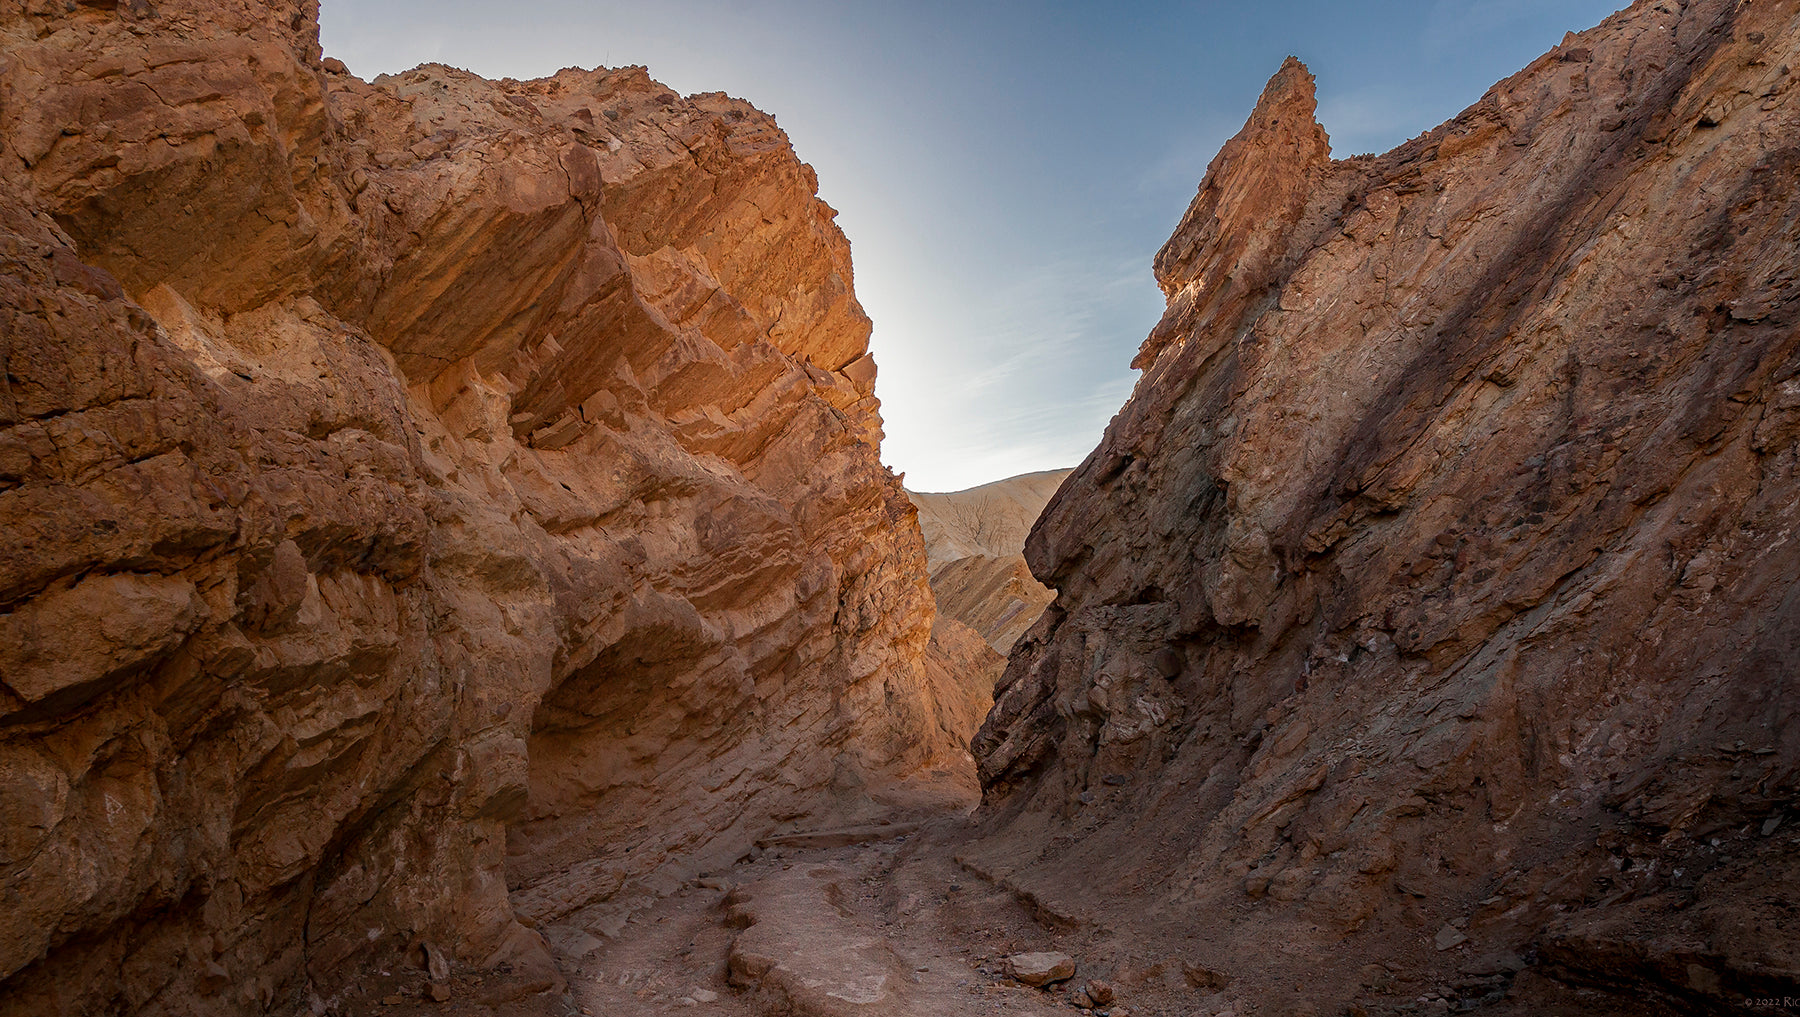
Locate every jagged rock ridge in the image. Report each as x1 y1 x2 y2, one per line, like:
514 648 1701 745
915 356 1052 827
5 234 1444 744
0 1 978 1013
972 2 1800 1014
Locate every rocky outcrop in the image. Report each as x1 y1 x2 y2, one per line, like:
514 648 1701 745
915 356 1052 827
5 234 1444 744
972 2 1800 1014
0 2 973 1013
909 469 1069 653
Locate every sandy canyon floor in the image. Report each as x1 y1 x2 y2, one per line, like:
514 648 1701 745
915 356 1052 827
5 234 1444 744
352 788 1689 1017
356 809 1217 1017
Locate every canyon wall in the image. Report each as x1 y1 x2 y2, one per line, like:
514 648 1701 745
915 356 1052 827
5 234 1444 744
0 1 972 1013
972 1 1800 1014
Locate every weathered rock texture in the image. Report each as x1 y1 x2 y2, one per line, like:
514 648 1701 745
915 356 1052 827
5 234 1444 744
0 2 974 1013
973 2 1800 1014
908 469 1069 653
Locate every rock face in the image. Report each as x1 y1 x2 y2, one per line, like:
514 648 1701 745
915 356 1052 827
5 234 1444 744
0 2 974 1013
909 469 1069 653
973 3 1800 1014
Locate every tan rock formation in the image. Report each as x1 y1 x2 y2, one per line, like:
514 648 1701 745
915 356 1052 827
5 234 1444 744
972 2 1800 1014
0 2 973 1013
925 554 1053 658
908 469 1069 653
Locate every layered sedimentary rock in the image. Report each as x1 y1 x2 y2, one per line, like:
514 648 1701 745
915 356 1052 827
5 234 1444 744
0 2 972 1013
909 469 1069 653
925 554 1053 656
973 2 1800 1014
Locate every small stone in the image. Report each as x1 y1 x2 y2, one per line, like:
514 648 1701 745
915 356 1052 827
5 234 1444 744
1005 951 1077 986
1763 814 1784 836
691 988 719 1003
1434 924 1469 951
426 981 451 1003
1087 978 1116 1005
1068 986 1094 1007
423 942 450 982
381 996 403 1007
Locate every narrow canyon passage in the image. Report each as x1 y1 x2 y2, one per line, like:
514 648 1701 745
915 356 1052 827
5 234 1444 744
2 1 1797 1016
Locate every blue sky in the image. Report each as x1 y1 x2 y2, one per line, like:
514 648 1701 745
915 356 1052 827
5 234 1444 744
321 0 1626 492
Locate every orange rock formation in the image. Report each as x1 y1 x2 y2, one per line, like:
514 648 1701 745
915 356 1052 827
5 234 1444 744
0 2 978 1012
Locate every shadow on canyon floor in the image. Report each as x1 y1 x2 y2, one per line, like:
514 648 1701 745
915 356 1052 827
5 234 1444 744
352 778 1696 1017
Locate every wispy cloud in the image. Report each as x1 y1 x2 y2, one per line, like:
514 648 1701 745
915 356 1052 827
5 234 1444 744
1316 85 1442 157
1422 0 1604 55
878 248 1154 491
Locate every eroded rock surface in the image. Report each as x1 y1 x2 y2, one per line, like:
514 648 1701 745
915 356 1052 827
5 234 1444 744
974 2 1800 1014
0 2 975 1013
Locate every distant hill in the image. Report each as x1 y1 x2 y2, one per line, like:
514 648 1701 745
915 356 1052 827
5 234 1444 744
907 469 1070 653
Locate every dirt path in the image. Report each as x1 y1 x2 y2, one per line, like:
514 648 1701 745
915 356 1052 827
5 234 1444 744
346 806 1683 1017
536 815 1221 1017
353 778 1234 1017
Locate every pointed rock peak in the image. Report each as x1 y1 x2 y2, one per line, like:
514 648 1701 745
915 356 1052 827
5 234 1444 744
1147 56 1334 317
1247 56 1324 141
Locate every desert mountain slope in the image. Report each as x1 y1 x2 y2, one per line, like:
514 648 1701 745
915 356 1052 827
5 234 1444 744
908 469 1070 653
0 2 977 1013
972 2 1800 1014
910 469 1072 568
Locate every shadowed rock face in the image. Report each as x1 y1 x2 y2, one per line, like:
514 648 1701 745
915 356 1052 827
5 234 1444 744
0 1 974 1013
973 2 1800 1014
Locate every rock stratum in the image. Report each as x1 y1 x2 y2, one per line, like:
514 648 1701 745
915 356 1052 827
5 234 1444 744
909 469 1069 654
974 2 1800 1014
0 1 982 1013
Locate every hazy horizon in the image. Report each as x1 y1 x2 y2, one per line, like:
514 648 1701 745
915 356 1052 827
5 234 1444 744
321 0 1626 493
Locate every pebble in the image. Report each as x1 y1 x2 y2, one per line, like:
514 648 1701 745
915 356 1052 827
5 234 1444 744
1005 951 1077 986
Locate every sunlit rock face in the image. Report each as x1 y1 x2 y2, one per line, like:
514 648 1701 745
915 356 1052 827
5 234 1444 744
0 1 974 1012
971 2 1800 1013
